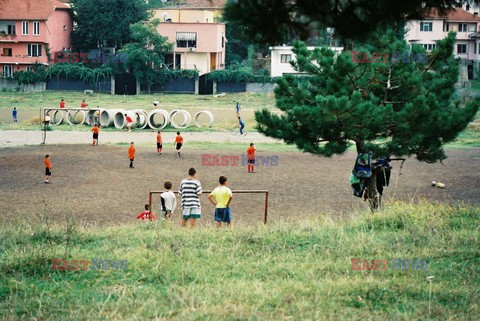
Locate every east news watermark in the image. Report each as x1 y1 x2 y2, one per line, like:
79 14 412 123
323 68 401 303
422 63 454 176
52 52 128 64
351 51 428 64
201 154 279 167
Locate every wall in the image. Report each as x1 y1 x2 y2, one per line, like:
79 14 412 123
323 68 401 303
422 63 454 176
0 78 46 91
140 78 196 94
46 10 73 52
46 76 111 92
153 9 214 23
213 82 276 94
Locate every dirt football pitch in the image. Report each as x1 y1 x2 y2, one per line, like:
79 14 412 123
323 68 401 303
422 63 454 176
0 145 479 227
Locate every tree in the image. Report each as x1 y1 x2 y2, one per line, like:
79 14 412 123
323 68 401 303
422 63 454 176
119 19 173 92
254 29 479 208
71 0 149 50
224 0 473 43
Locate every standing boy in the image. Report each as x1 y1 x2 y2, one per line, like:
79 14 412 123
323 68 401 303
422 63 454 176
247 143 256 173
161 181 177 219
156 131 163 155
12 107 17 123
235 102 241 116
179 168 202 228
59 99 65 108
91 124 100 146
128 142 135 168
124 113 134 132
174 132 183 158
238 116 245 135
208 176 233 228
44 155 52 184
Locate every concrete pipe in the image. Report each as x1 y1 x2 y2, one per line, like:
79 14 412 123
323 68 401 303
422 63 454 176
65 110 87 125
114 110 137 129
133 109 149 129
169 110 191 129
86 109 103 126
194 110 214 128
147 109 169 130
99 109 123 128
46 110 65 125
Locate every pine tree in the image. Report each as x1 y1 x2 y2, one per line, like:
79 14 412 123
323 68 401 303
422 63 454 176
255 29 479 208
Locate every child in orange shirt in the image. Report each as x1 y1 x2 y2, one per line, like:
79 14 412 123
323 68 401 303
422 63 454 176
174 132 183 158
91 124 99 146
136 204 157 221
59 99 65 108
247 143 256 173
44 155 52 184
128 142 136 168
156 131 163 155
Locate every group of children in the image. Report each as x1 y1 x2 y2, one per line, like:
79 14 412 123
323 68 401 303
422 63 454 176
136 167 234 228
58 99 88 109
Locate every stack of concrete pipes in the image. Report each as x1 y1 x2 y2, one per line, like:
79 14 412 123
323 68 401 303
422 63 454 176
45 108 214 129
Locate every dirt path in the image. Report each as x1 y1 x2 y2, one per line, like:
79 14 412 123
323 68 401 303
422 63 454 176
0 130 281 147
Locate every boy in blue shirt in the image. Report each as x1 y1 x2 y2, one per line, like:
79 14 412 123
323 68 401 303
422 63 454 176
12 108 17 123
238 116 245 135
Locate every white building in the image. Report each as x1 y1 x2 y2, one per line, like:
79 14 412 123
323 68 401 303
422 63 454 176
405 8 480 61
269 46 343 77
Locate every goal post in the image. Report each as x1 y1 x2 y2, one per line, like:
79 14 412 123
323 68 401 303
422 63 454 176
148 190 269 224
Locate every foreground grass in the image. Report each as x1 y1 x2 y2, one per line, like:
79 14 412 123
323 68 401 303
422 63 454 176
0 201 479 320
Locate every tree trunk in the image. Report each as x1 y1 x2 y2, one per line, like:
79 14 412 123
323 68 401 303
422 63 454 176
367 167 382 211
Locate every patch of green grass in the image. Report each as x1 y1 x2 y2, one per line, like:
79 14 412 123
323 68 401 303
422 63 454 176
0 201 479 320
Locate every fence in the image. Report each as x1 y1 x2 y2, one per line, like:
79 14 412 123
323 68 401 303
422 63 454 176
148 190 270 224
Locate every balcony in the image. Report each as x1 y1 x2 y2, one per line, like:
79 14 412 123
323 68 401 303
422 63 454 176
0 32 16 42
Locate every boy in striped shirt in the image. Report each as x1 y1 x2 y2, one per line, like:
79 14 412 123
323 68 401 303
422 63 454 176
179 167 202 228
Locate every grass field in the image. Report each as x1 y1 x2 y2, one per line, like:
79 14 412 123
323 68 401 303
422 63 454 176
1 201 479 320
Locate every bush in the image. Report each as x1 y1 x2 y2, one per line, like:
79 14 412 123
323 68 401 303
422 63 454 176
208 70 276 83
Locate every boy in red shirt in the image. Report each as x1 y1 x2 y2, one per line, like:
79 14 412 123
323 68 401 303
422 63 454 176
156 131 163 155
59 99 65 108
91 124 99 146
174 132 183 158
128 142 136 168
247 143 256 173
80 100 87 108
124 113 134 132
44 155 52 183
136 204 157 221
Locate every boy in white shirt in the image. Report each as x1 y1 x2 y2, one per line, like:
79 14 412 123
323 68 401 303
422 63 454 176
160 181 177 219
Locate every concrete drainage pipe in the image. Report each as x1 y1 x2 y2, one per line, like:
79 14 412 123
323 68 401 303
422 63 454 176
46 110 65 125
133 109 149 129
194 110 214 128
99 109 122 127
86 109 103 126
147 109 169 130
114 110 137 129
65 110 87 125
169 110 191 129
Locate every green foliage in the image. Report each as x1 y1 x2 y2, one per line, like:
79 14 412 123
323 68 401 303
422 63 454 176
45 63 114 83
14 64 46 84
118 20 173 87
208 70 275 83
255 30 480 163
224 0 461 43
0 201 479 320
71 0 149 51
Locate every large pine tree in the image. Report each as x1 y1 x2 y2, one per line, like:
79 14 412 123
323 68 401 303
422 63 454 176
255 29 479 207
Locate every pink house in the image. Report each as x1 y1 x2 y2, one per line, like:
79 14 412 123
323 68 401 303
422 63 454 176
157 22 226 75
0 0 73 77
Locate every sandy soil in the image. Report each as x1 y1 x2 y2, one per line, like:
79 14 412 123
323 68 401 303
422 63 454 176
0 143 478 227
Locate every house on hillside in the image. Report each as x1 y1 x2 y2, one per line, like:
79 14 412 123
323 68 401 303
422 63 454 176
269 45 344 77
405 8 480 79
154 0 225 22
0 0 73 78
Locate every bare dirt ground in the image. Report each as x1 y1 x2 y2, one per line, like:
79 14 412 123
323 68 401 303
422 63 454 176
0 143 479 227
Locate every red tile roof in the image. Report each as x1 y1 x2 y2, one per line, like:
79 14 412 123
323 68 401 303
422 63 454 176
422 8 480 22
0 0 71 20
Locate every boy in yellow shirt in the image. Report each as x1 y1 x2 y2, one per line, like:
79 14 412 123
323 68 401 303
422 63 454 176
208 176 233 228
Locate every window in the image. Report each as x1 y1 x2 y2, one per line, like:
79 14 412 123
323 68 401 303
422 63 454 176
7 24 15 35
2 48 13 56
176 32 197 48
26 66 34 72
457 44 467 54
280 54 292 63
443 22 449 32
33 21 40 35
475 43 477 54
22 21 28 35
459 23 467 32
27 44 42 57
467 4 471 11
222 36 224 48
2 65 13 78
420 22 433 32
